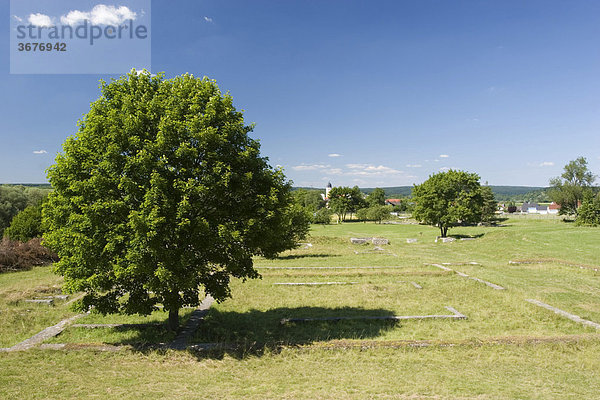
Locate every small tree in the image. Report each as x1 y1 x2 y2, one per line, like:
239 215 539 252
575 193 600 226
292 189 325 212
43 71 308 330
480 185 497 222
0 186 29 236
313 207 333 224
355 207 369 222
549 157 596 216
367 205 392 224
506 201 517 213
366 188 386 207
412 170 484 237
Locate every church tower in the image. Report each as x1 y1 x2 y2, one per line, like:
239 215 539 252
325 181 332 199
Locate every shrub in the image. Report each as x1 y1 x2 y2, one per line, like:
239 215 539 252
0 237 58 273
0 185 50 236
356 207 369 222
367 205 392 224
313 208 333 224
575 194 600 226
4 204 43 242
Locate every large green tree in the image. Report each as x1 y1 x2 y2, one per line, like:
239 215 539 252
549 157 596 216
412 170 484 237
328 186 353 223
43 71 308 330
328 186 366 222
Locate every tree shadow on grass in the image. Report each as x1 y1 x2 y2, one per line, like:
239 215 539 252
81 307 398 359
275 254 341 260
183 306 399 359
117 306 399 359
448 233 485 239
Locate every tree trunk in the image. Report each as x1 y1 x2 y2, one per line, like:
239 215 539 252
439 225 448 238
168 307 179 331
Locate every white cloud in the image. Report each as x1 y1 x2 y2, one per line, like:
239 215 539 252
33 150 48 154
292 164 330 171
439 167 450 172
204 16 213 23
328 153 342 158
131 67 155 77
345 164 403 176
28 13 53 27
324 168 343 175
439 154 449 158
13 15 23 22
539 161 554 167
406 164 422 168
61 5 137 26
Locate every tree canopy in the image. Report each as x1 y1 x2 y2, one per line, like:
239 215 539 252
412 170 485 237
0 185 49 236
366 187 386 206
576 193 600 226
549 157 596 216
292 189 326 212
4 203 44 242
42 71 308 330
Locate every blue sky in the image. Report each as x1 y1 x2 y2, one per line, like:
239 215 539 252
1 0 599 187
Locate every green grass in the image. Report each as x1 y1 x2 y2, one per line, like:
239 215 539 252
0 266 197 347
0 266 77 348
2 343 600 399
1 216 600 398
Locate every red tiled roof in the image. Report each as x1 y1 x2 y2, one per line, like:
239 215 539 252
549 202 560 210
386 199 402 204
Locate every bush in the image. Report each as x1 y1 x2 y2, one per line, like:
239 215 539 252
356 207 369 222
0 185 50 236
367 205 392 224
575 194 600 226
4 204 43 242
506 202 517 213
0 237 58 273
313 208 333 224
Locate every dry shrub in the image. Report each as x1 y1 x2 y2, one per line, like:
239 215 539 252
0 237 58 273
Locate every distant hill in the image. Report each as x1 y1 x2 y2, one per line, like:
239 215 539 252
294 185 550 202
0 183 52 189
3 183 550 202
362 186 548 201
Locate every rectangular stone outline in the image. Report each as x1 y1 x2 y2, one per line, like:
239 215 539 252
280 306 467 324
258 266 409 270
0 313 86 352
525 299 600 330
428 264 505 290
273 282 358 286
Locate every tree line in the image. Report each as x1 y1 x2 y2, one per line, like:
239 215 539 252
0 185 50 240
292 186 414 225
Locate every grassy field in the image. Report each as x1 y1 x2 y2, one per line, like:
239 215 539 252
1 216 600 398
